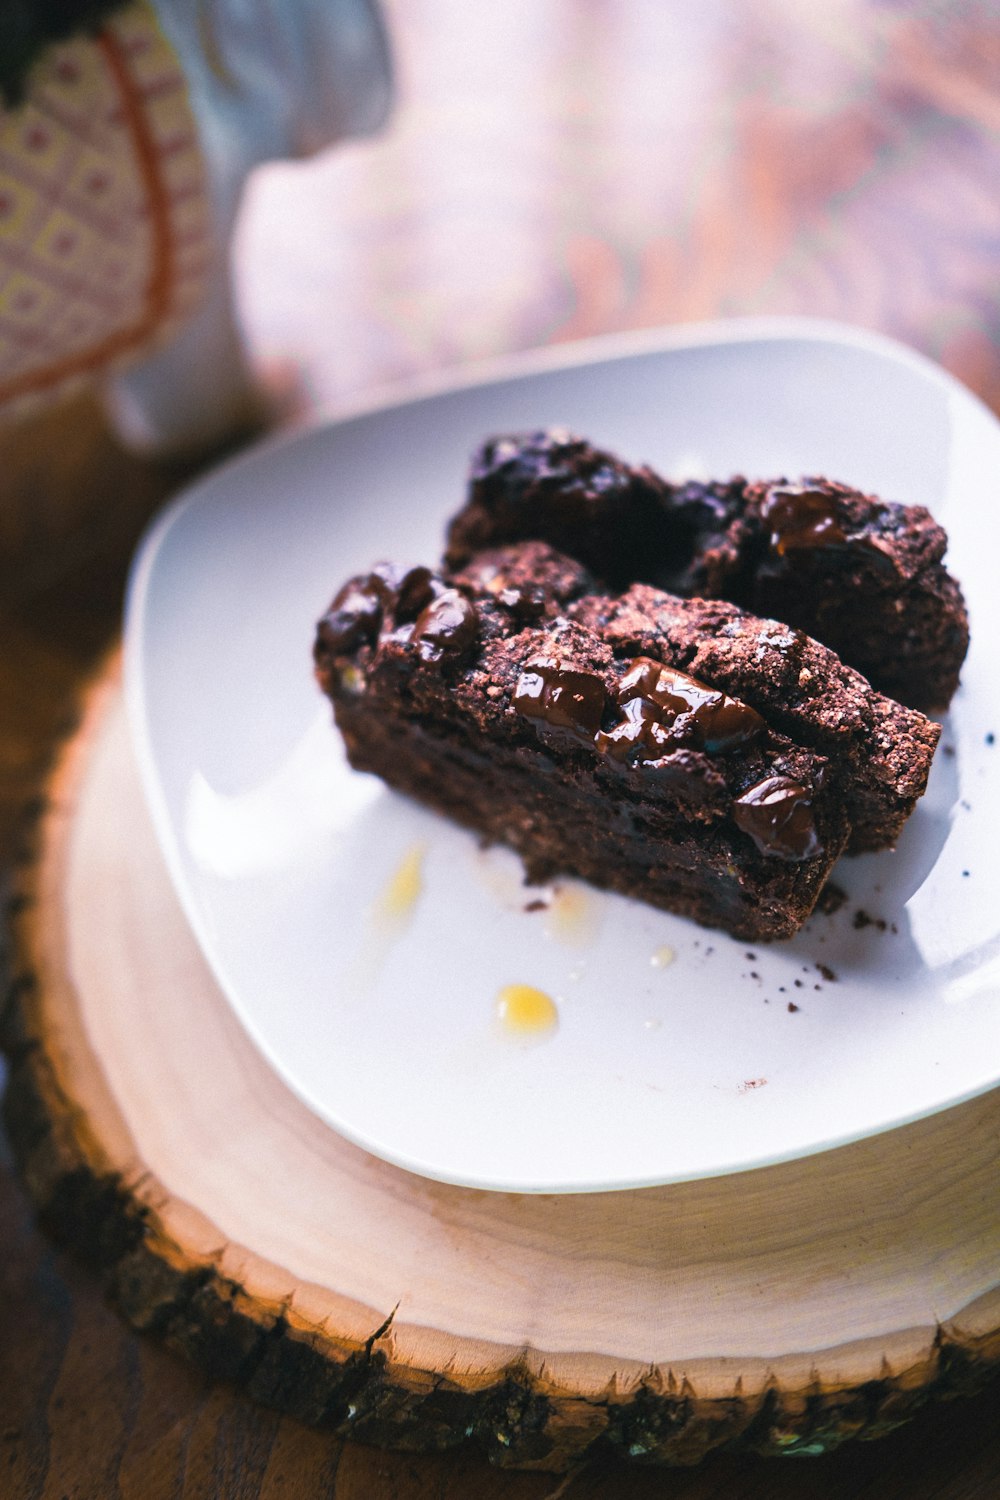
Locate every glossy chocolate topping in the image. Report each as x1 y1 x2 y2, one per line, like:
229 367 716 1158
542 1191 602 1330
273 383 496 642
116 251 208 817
412 588 479 660
612 656 765 755
761 484 847 555
513 663 608 745
317 564 480 668
316 570 394 654
732 775 821 861
394 564 440 621
595 699 677 764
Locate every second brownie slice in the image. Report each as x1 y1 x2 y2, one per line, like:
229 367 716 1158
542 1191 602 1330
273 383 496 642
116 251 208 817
445 430 969 712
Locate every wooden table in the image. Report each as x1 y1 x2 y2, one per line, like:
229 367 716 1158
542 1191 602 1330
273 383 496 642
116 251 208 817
3 2 1000 1493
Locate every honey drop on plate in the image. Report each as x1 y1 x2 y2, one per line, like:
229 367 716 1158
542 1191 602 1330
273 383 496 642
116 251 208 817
376 843 425 924
495 984 559 1038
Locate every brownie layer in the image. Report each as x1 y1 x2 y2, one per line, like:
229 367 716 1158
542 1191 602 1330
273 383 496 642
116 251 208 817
444 430 969 712
315 543 939 941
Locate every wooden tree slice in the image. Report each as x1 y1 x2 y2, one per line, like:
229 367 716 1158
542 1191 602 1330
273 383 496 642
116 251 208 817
4 655 1000 1472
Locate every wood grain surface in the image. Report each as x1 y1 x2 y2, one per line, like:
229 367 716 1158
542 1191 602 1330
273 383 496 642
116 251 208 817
4 1 1000 1494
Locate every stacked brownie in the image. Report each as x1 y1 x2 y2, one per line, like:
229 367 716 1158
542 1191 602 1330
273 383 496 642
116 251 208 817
314 432 965 941
446 430 969 712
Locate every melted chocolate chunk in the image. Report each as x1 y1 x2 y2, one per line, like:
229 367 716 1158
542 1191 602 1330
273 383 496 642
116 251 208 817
596 700 676 764
412 589 479 661
761 484 847 555
317 571 394 654
513 664 607 746
395 565 440 621
613 657 764 754
732 776 821 861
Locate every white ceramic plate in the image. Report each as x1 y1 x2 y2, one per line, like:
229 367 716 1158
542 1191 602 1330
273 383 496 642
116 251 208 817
125 317 1000 1193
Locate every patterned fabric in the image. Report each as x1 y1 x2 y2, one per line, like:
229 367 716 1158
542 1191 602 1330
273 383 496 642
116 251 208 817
0 1 212 418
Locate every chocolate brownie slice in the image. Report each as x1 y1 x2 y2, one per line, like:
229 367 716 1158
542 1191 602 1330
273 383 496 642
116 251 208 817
444 430 969 712
315 542 939 941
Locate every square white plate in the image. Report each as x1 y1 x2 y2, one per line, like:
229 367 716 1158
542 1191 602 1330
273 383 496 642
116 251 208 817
125 317 1000 1192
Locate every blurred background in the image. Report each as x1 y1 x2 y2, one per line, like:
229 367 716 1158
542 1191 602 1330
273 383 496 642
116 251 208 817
237 0 1000 412
3 2 1000 1497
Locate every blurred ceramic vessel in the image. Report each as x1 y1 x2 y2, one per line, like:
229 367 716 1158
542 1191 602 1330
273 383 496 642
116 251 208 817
0 0 392 456
108 0 392 455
